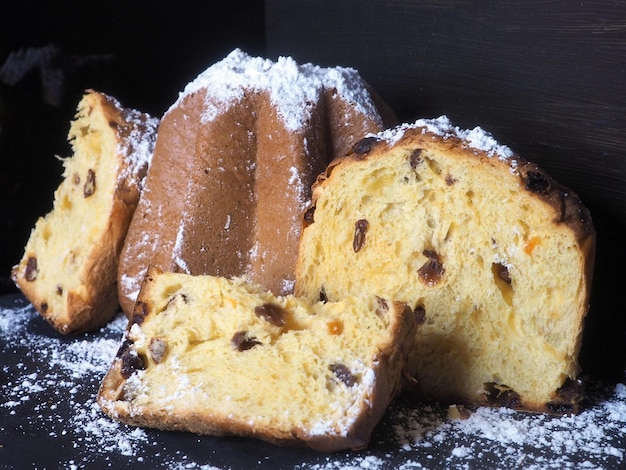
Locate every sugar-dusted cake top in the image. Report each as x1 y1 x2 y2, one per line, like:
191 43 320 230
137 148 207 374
103 93 159 180
168 48 381 131
374 115 515 163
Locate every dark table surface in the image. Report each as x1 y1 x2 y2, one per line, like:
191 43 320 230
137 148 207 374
2 293 626 469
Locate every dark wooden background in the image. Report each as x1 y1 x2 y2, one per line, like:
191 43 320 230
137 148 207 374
265 0 626 383
1 1 625 382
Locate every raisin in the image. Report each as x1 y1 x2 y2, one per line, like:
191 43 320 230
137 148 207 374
24 256 38 282
417 250 445 286
546 402 575 414
409 149 423 169
40 302 48 313
556 378 583 402
83 169 96 197
525 170 550 195
376 297 389 314
493 263 511 285
445 174 456 186
56 285 63 296
255 303 287 327
353 219 369 253
546 378 583 414
483 382 521 408
330 363 357 387
351 136 379 155
303 205 316 225
149 338 167 364
231 331 262 351
319 288 328 303
413 305 426 324
166 293 189 309
131 301 149 326
118 340 146 379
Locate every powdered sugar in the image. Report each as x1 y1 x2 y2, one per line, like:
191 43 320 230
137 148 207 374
374 115 516 164
101 93 159 184
2 295 625 469
170 49 381 132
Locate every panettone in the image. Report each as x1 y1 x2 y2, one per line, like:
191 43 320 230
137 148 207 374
11 90 158 333
117 49 395 316
295 116 595 413
97 267 416 452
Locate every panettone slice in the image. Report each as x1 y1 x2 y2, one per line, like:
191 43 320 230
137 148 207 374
97 267 417 452
11 90 158 334
295 116 595 413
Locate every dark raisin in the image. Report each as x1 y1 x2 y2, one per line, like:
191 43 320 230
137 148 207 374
131 301 149 326
108 119 119 130
376 297 389 313
56 285 63 296
149 338 167 363
546 402 576 414
353 219 369 253
83 169 96 198
231 331 262 351
493 263 511 285
351 136 379 155
555 378 584 402
303 205 316 225
525 170 550 195
417 250 445 286
24 256 38 282
545 378 583 414
445 174 456 186
409 149 423 169
483 382 521 408
40 302 48 313
254 303 287 327
330 363 357 387
413 305 426 324
166 293 189 309
118 340 146 379
319 288 328 303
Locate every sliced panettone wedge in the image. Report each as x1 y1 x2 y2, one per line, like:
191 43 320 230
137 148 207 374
295 116 595 413
97 267 417 452
11 90 159 334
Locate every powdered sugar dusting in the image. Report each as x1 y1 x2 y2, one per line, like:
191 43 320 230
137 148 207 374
105 94 159 184
169 49 381 132
2 295 625 469
374 115 516 164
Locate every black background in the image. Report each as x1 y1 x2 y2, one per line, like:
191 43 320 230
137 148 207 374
1 0 625 397
0 1 265 292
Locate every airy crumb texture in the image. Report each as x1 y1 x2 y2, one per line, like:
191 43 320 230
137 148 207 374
98 268 416 452
11 90 158 334
296 117 595 413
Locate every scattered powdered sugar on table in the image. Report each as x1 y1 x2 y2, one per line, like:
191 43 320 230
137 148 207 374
2 296 625 469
